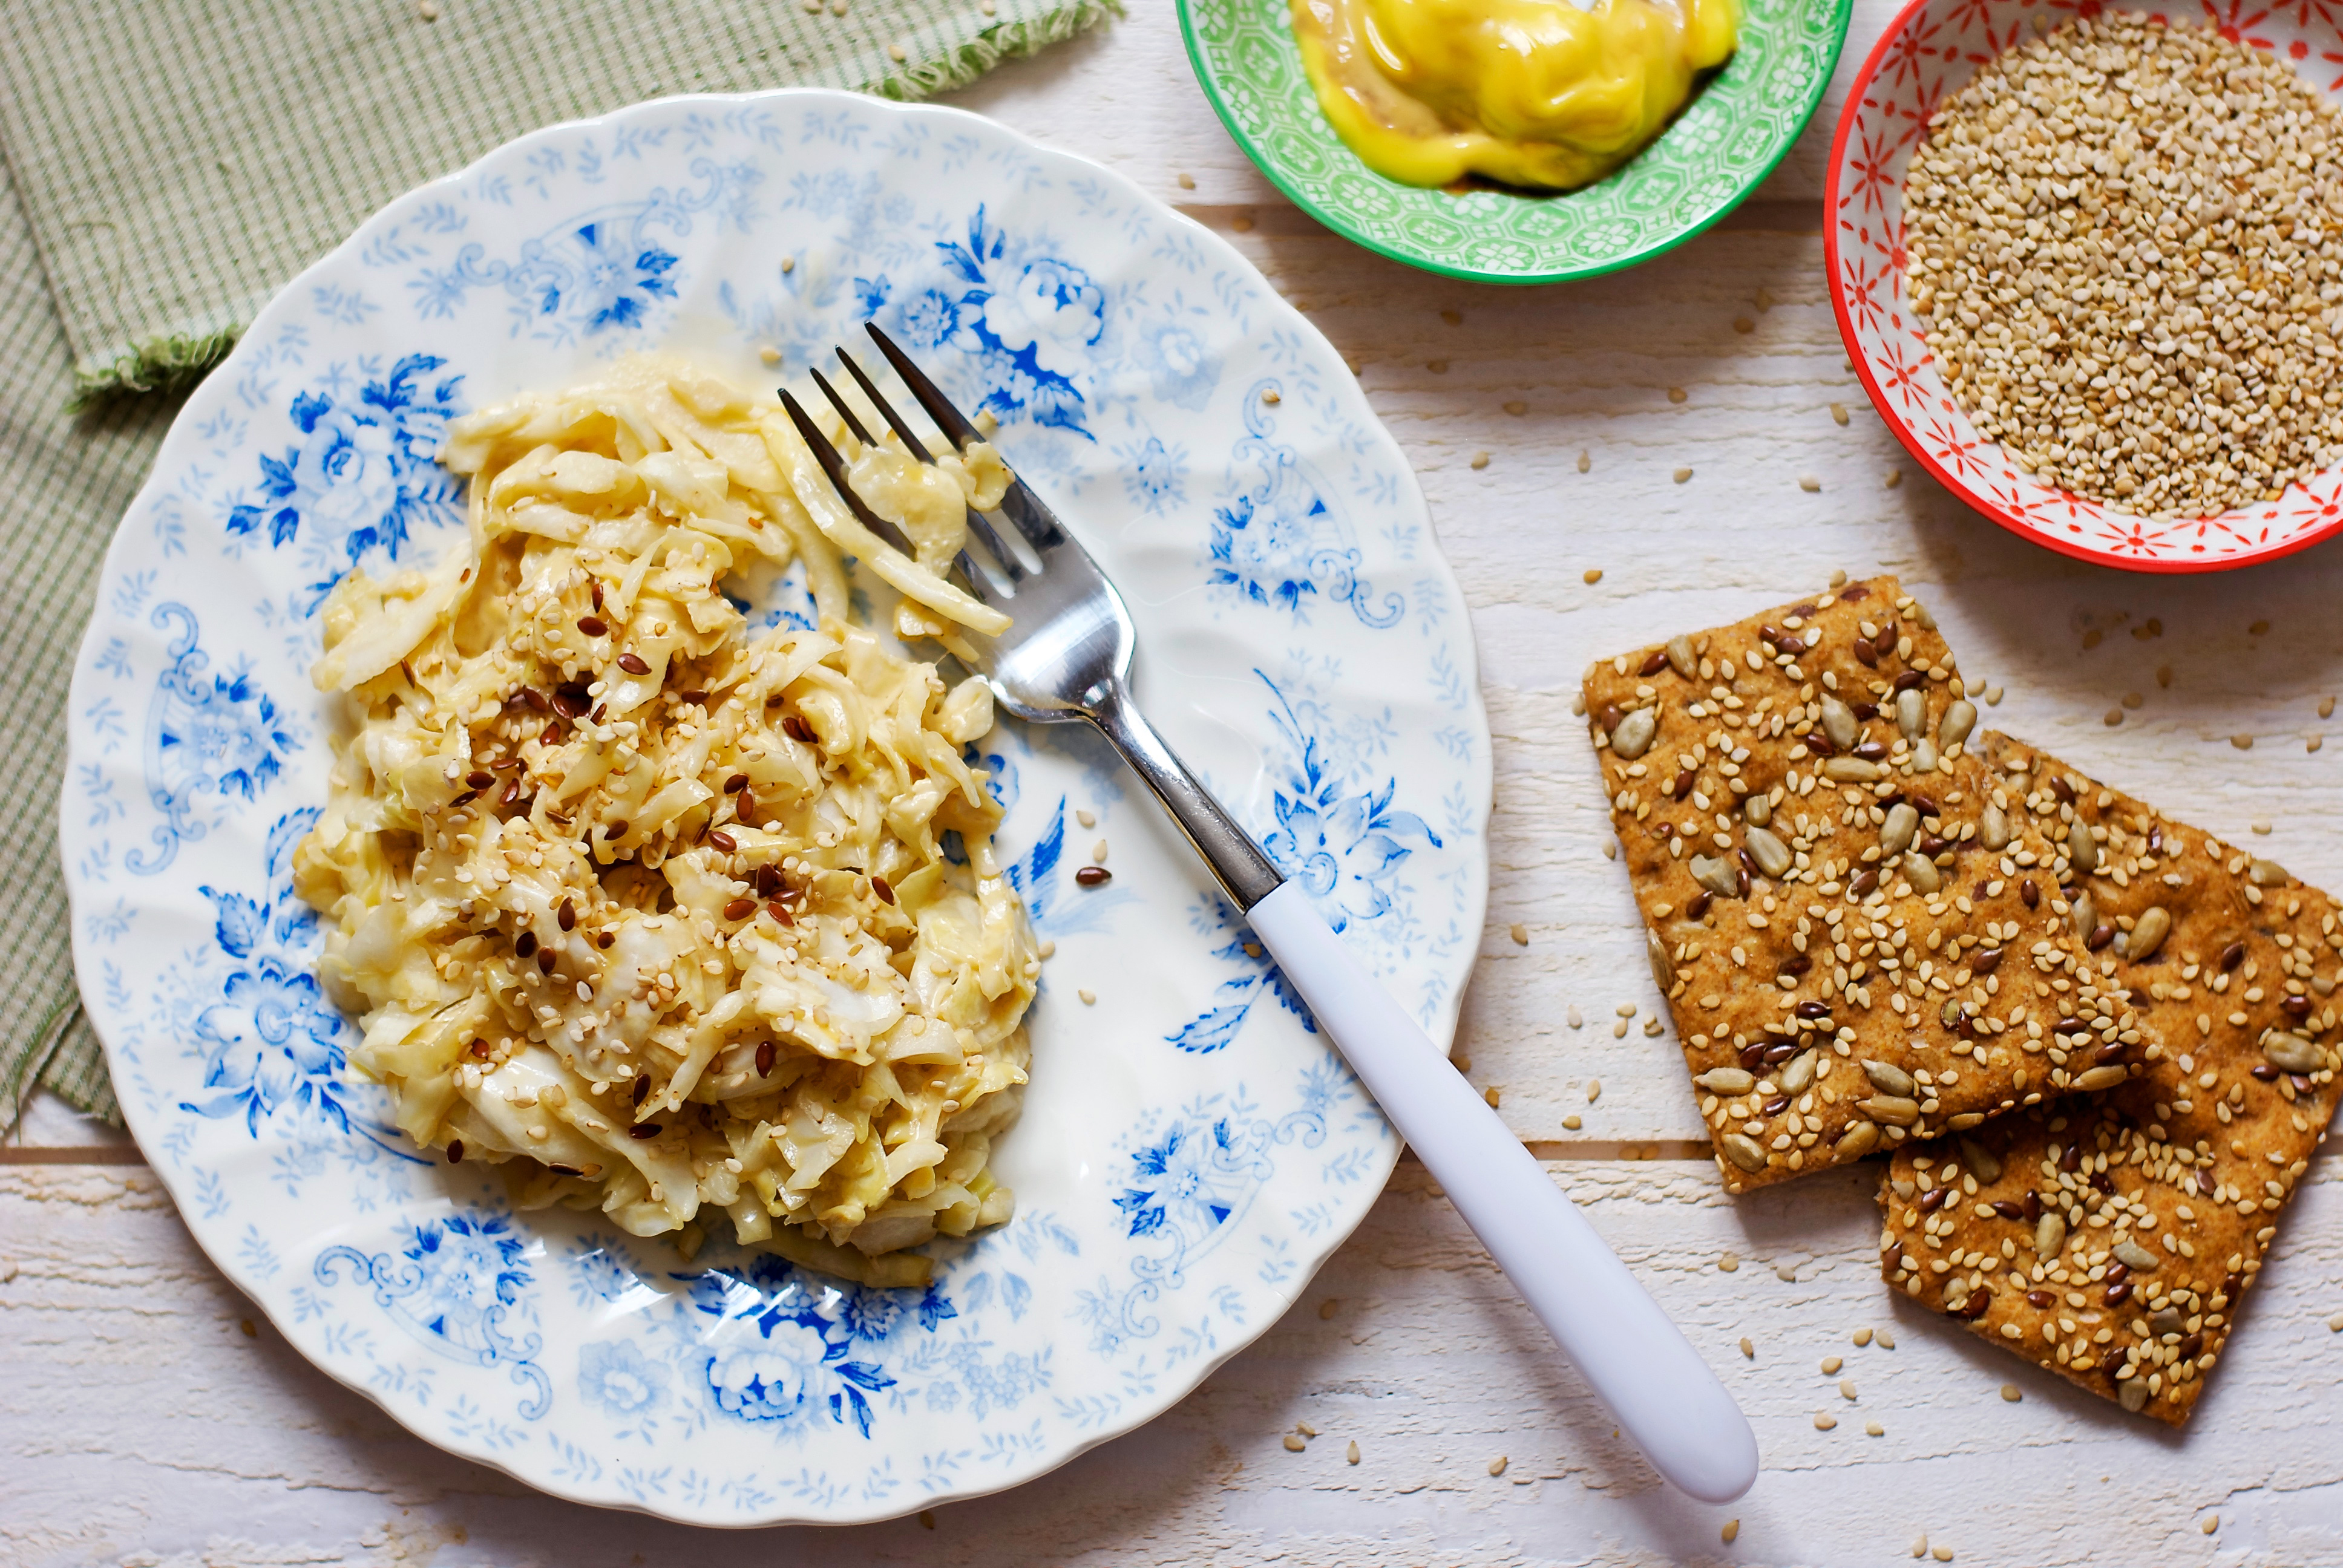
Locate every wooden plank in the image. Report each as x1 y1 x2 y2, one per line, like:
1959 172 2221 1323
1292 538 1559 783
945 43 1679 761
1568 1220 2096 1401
4 1160 2338 1564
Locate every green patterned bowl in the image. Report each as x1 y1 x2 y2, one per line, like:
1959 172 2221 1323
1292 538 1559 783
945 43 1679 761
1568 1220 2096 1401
1178 0 1852 283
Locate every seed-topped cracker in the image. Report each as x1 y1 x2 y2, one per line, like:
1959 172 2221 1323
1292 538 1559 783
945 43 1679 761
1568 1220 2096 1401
1583 578 2152 1193
1877 734 2342 1423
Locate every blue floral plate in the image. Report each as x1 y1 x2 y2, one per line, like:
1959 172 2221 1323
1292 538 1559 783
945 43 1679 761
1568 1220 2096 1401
58 89 1489 1525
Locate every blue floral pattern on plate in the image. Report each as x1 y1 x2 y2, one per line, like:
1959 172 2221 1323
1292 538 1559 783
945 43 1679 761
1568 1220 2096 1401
59 90 1489 1527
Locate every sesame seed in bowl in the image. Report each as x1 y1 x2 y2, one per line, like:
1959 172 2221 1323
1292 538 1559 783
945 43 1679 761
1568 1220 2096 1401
1825 0 2343 572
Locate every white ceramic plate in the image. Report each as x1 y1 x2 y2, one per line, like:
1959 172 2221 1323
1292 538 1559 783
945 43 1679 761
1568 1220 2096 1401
59 90 1489 1524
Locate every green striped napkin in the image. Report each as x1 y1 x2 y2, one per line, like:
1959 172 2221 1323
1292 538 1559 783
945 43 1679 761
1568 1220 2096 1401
0 0 1114 1132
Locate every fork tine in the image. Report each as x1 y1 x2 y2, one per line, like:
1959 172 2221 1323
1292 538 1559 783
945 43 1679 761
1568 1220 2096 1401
807 367 876 448
863 322 983 448
837 345 1027 581
777 388 917 558
835 349 932 463
863 322 1067 551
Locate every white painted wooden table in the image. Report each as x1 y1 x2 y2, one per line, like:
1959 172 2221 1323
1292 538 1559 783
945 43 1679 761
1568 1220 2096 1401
8 5 2343 1563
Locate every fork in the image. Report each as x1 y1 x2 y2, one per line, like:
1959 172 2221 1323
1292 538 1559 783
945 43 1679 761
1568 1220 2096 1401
780 324 1760 1504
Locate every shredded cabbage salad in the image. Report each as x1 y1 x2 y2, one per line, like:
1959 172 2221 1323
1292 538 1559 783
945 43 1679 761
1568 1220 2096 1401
293 358 1038 1287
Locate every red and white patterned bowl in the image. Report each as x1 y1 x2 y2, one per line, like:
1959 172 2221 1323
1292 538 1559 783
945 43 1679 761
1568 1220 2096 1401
1824 0 2343 572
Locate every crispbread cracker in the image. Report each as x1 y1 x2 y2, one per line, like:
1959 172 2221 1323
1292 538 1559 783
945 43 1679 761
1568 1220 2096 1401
1584 578 2153 1193
1877 735 2342 1423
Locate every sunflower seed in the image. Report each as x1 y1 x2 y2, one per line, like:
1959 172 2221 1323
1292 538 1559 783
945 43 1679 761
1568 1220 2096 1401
2070 889 2098 945
1861 1094 1921 1126
1979 803 2011 852
2119 1377 2150 1414
1835 1120 1882 1159
1938 699 1978 750
2249 859 2288 887
2127 900 2174 961
1691 855 1740 900
1722 1134 1768 1172
1902 851 1941 893
1879 803 1920 858
2150 1306 2186 1337
2034 1211 2068 1256
1648 929 1676 992
1823 757 1883 783
1745 826 1792 878
1820 693 1859 751
2073 1064 2129 1092
2263 1033 2322 1073
1911 739 1939 774
1695 1067 1755 1094
1744 792 1772 826
1610 707 1657 759
1777 1050 1818 1094
1665 635 1696 678
1956 1137 2001 1184
1863 1059 1916 1097
2068 817 2099 875
1895 687 1926 740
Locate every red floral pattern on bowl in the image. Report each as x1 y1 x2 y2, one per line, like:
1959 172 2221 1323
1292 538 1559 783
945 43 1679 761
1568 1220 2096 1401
1824 0 2343 572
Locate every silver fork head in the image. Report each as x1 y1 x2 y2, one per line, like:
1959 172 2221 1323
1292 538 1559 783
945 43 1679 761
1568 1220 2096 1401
788 327 1138 725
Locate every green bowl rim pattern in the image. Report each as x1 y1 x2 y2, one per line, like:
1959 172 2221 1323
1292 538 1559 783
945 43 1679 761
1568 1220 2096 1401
1177 0 1855 284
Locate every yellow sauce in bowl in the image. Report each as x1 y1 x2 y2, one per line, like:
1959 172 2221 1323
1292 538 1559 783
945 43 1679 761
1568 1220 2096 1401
1291 0 1738 191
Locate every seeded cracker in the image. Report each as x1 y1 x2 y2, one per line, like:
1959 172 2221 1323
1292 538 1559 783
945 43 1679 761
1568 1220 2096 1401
1878 735 2342 1423
1584 578 2149 1193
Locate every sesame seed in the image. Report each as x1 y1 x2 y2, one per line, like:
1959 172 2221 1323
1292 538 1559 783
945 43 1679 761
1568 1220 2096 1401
2233 735 2254 750
1673 466 1694 484
1739 1336 1754 1357
1561 1114 1583 1130
1078 988 1096 1005
2250 619 2271 636
1489 1455 1508 1477
1504 400 1528 416
1831 403 1850 426
1722 1520 1740 1543
1583 567 1603 584
1509 923 1529 946
2323 697 2337 719
1814 1413 1837 1431
1886 469 1903 489
1841 1379 1859 1400
417 0 439 17
888 41 906 60
1866 1421 1884 1436
1587 1080 1603 1102
2203 1516 2219 1535
1876 1328 1895 1350
1075 808 1096 829
1296 1422 1318 1438
1852 1327 1873 1347
1567 1005 1584 1027
1733 316 1755 335
1577 451 1592 473
2001 1383 2023 1402
2251 820 2272 835
1933 1548 1954 1563
781 255 796 273
1719 1252 1740 1273
1318 1298 1338 1319
1261 388 1280 404
1091 838 1108 864
1232 214 1254 233
1483 1086 1501 1108
1282 1434 1306 1452
1668 387 1688 403
2105 709 2123 727
1346 1441 1361 1465
1471 451 1490 470
1821 1356 1843 1374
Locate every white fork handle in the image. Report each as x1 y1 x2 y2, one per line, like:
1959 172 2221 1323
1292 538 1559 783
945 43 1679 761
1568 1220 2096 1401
1245 881 1760 1504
